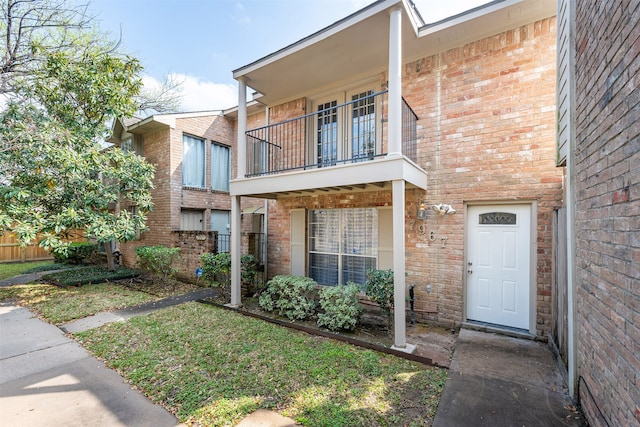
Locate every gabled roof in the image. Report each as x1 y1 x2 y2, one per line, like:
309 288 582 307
108 111 224 142
233 0 555 105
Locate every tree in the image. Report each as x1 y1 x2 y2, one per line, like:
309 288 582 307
1 0 182 112
0 1 159 270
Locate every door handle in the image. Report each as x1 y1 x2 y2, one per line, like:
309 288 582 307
467 269 473 274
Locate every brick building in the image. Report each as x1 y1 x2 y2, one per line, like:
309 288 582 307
554 0 640 425
109 110 265 279
228 0 561 350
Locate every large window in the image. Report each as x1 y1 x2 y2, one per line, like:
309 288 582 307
182 134 205 188
211 143 230 191
309 208 377 286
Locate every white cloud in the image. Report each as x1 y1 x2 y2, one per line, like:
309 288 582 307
142 73 238 112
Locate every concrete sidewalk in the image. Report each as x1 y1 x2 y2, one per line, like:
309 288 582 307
434 328 586 426
0 300 183 427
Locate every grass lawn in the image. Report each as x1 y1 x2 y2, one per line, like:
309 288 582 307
77 302 447 427
0 283 157 324
0 261 56 280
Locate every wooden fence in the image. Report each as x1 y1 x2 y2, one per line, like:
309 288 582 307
0 231 84 263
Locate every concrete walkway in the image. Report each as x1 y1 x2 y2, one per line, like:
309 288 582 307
434 328 586 426
0 276 296 426
0 300 183 427
1 270 584 426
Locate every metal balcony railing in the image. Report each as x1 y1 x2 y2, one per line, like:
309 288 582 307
245 90 418 177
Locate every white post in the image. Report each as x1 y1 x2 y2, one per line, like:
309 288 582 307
387 6 403 158
391 179 414 352
230 195 242 307
237 77 247 179
228 77 247 308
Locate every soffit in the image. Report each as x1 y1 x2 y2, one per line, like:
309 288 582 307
233 0 555 106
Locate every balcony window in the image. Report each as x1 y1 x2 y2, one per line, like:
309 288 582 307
211 143 230 192
309 208 377 287
182 134 205 188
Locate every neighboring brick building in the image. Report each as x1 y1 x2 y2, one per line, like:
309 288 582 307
554 0 639 425
109 110 265 279
228 0 560 349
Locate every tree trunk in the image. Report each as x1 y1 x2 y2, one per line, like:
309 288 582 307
105 244 116 271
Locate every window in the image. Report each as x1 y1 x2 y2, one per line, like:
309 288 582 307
180 209 204 231
121 137 133 153
182 135 205 188
317 100 338 167
308 208 377 286
351 90 376 162
312 85 379 167
211 143 230 191
211 209 230 253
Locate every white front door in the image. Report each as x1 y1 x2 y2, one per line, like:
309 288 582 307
467 205 531 330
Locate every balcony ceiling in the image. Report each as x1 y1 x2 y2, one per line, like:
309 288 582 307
233 0 556 106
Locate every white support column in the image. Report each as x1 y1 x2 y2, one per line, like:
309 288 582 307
237 77 247 179
230 195 242 307
391 179 414 353
387 6 403 158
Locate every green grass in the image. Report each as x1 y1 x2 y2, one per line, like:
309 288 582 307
0 261 56 280
0 283 156 324
77 303 447 426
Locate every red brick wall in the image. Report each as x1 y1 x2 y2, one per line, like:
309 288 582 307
263 18 561 336
118 114 265 279
574 2 640 426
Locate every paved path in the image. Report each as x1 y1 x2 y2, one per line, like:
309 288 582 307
2 270 584 426
0 300 183 427
0 276 294 426
434 328 586 426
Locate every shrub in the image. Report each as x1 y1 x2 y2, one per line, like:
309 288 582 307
259 275 317 320
317 282 362 331
241 254 261 293
42 266 139 287
135 246 181 282
365 269 394 324
52 242 97 265
200 252 231 297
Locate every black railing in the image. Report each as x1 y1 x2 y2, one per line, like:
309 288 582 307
245 90 418 177
216 233 266 266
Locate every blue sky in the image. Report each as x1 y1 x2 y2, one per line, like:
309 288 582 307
88 0 489 111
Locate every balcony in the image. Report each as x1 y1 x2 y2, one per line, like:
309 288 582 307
245 91 417 177
232 91 426 199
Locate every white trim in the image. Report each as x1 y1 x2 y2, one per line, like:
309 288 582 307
230 156 427 197
233 0 403 79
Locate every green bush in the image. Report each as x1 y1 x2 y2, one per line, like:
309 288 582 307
241 254 262 293
365 269 394 320
52 242 98 265
135 246 181 281
317 282 362 331
200 252 231 297
201 253 263 299
42 266 139 287
259 275 318 320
